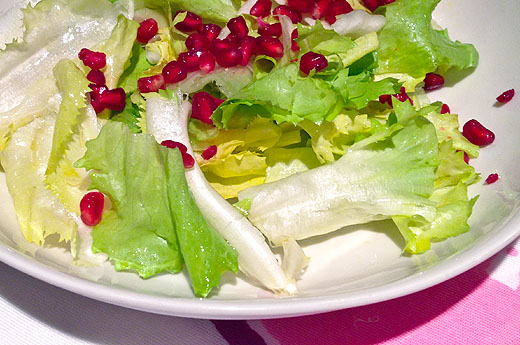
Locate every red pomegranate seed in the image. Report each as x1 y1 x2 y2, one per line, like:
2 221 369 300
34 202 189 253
273 5 302 24
441 103 451 114
137 18 158 44
291 40 300 52
191 91 225 124
485 173 499 184
161 140 188 153
178 51 203 72
138 74 165 93
496 89 515 104
326 0 353 24
379 87 412 107
86 70 106 85
462 119 495 147
181 153 195 168
211 38 237 54
214 47 242 68
202 145 218 160
463 152 470 164
200 24 222 42
88 85 126 113
78 48 106 70
287 0 315 13
80 192 105 226
162 60 188 84
300 51 328 75
312 0 329 19
424 72 445 91
256 36 284 58
363 0 379 12
258 23 282 37
291 29 299 39
199 52 216 74
379 0 396 5
240 36 258 66
174 11 203 33
228 16 249 38
250 0 272 17
186 33 211 52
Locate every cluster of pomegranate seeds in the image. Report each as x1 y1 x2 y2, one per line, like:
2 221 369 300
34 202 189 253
201 145 218 160
88 85 126 113
80 192 105 226
485 173 499 184
174 11 203 33
300 51 328 75
462 119 495 147
362 0 395 12
86 70 106 86
137 18 159 44
160 140 195 168
440 103 451 114
423 72 445 91
137 74 165 93
191 92 225 125
250 0 272 17
78 49 106 70
379 87 413 108
496 89 515 104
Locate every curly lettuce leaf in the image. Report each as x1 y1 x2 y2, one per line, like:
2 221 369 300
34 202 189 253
76 122 237 296
168 0 241 24
375 0 479 78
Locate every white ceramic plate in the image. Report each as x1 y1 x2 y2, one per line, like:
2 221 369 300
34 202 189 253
0 0 519 320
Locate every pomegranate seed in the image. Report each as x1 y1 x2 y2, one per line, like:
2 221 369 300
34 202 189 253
137 18 158 44
363 0 379 12
462 119 495 147
200 24 222 42
441 103 451 114
138 74 165 93
312 0 329 19
326 0 353 24
250 0 272 17
185 33 211 52
258 23 282 37
199 52 216 74
214 47 242 68
211 38 237 54
178 51 203 72
423 73 445 91
496 89 515 104
379 87 412 107
256 36 284 58
463 152 470 164
240 36 257 66
485 173 499 184
80 192 105 226
174 11 203 33
182 153 195 168
227 16 249 38
378 0 396 5
78 48 106 70
162 60 188 84
291 29 299 39
161 140 188 153
202 145 218 160
191 91 225 124
287 0 315 13
273 5 302 24
86 70 106 85
88 85 126 113
299 51 328 75
291 40 300 52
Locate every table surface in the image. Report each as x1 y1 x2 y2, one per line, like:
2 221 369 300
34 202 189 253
1 237 518 345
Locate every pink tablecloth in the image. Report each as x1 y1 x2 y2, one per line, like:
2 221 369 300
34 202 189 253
1 237 519 344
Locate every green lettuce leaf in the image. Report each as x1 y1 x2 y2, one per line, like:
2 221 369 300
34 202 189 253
375 0 479 78
76 121 237 296
118 43 153 94
168 0 240 24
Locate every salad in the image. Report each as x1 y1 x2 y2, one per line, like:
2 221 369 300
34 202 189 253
0 0 488 298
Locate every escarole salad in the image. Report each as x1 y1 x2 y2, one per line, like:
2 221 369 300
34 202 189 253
0 0 484 297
